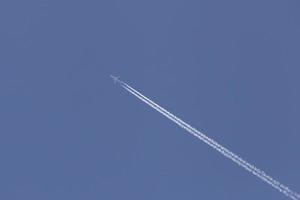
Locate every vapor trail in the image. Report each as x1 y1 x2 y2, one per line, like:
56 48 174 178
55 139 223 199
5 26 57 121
118 80 299 200
121 82 299 199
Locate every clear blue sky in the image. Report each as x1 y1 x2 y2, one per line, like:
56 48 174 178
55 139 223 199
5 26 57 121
0 0 299 199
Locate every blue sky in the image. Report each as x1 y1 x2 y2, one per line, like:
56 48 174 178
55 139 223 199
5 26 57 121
0 0 299 199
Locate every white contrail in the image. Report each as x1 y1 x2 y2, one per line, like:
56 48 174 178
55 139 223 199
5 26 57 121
122 82 300 200
120 81 299 199
117 80 299 200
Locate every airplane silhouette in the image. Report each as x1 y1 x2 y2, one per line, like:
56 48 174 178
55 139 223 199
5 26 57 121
110 75 121 84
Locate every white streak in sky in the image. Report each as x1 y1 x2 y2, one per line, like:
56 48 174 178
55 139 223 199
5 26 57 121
117 80 299 200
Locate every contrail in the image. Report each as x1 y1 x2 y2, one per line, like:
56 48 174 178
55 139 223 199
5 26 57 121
114 78 299 200
120 81 300 199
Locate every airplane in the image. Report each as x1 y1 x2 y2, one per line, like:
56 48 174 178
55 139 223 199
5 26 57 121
110 75 121 84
